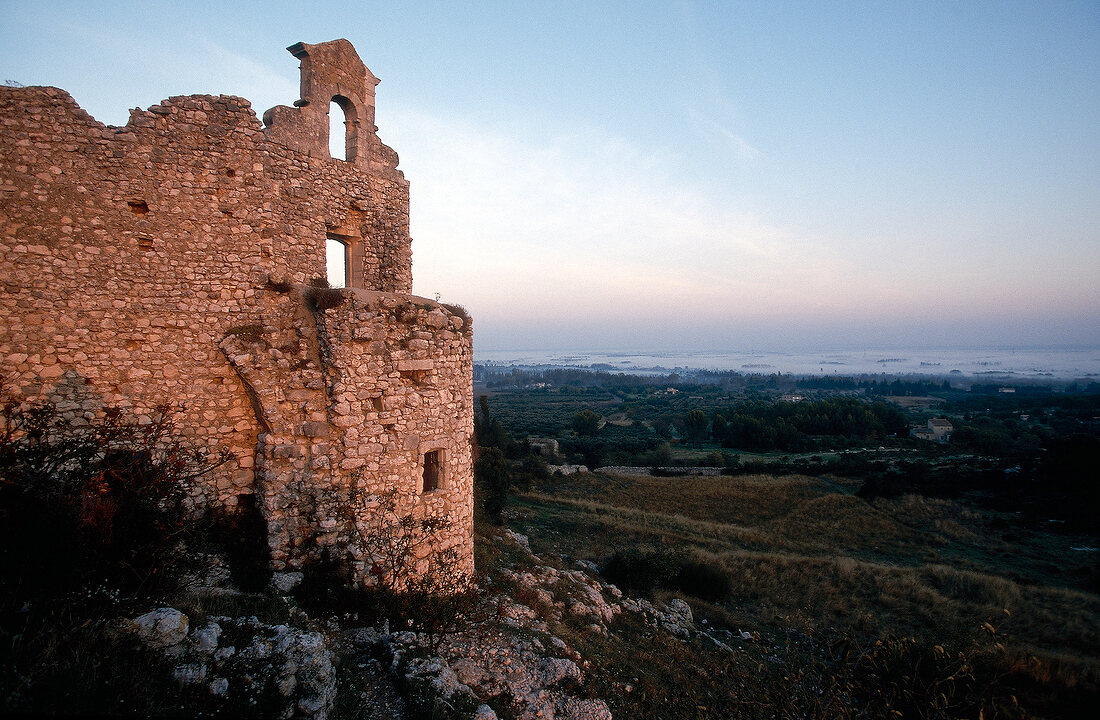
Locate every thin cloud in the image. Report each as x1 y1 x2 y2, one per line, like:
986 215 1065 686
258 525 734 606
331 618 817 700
194 38 298 115
687 106 764 161
388 107 865 329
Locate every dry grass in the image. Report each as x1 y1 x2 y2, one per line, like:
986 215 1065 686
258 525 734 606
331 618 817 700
765 494 911 547
538 472 827 527
878 493 986 542
520 492 770 551
513 470 1100 689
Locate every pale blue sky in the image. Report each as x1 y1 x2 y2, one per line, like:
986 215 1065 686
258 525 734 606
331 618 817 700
2 1 1097 351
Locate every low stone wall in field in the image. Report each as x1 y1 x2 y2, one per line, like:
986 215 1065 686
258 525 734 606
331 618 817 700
594 466 725 477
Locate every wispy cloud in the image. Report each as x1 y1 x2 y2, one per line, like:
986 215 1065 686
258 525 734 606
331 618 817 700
7 10 298 126
386 107 872 344
191 38 298 115
686 106 763 161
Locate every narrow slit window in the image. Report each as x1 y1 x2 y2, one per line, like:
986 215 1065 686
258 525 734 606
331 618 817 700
326 236 348 288
422 450 443 492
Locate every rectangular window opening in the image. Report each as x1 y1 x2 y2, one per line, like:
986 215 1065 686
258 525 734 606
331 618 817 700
422 449 443 493
326 235 348 288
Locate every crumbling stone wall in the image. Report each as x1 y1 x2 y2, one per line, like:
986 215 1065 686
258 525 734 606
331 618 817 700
0 40 473 580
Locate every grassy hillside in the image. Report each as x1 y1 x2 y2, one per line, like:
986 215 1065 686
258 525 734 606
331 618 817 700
501 471 1099 718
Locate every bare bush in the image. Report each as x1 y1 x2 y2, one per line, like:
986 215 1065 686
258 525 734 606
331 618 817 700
0 381 238 713
1 381 233 590
304 284 345 311
323 485 483 646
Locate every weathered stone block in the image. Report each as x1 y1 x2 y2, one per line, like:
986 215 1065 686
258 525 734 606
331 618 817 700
397 359 433 372
296 422 331 437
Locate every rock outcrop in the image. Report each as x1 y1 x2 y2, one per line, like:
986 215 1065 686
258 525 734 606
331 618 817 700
125 609 337 720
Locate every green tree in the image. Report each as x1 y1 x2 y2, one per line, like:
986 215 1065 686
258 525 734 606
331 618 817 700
869 401 908 436
512 454 550 492
684 409 708 447
647 441 673 467
475 447 510 525
710 412 727 443
652 413 675 439
572 409 601 436
700 450 726 467
475 394 513 452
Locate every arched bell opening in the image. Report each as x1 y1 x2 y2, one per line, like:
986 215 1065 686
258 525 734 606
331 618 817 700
328 95 359 162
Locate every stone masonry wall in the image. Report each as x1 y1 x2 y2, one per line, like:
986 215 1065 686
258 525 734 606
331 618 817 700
0 40 473 580
219 288 473 576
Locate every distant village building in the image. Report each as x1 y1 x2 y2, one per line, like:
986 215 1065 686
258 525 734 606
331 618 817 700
912 418 953 443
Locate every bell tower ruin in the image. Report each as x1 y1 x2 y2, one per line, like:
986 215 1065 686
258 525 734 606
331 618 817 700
0 40 474 582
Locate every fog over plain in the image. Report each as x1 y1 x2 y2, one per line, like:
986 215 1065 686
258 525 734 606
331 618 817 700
2 1 1097 352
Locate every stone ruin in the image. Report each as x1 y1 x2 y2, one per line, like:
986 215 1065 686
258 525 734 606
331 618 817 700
0 40 473 582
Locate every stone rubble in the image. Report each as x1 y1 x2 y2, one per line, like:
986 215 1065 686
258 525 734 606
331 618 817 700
388 630 611 720
115 522 716 719
367 528 708 719
128 607 190 649
124 609 336 720
547 464 589 476
619 596 694 637
596 466 725 477
271 571 305 594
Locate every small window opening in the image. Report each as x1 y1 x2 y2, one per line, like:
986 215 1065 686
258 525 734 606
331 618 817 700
422 450 443 493
127 199 149 215
326 236 348 288
329 100 348 160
